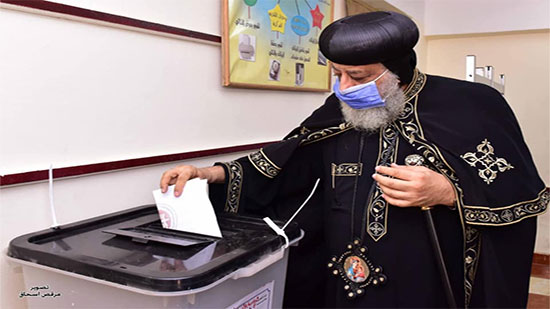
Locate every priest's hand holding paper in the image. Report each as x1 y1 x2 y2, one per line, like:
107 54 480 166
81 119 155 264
160 165 225 197
372 163 456 208
156 164 226 238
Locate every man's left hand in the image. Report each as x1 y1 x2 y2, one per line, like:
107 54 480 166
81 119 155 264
372 163 455 208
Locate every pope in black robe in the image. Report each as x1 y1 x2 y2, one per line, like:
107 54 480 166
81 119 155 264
163 11 548 309
210 68 548 307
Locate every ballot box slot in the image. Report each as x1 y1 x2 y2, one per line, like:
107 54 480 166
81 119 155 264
27 210 155 245
102 221 218 248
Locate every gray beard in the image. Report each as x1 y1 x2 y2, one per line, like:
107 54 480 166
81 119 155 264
340 72 406 132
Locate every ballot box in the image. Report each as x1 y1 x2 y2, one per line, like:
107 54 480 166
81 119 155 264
7 205 302 308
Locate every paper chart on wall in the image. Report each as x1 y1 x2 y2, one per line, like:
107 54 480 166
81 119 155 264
222 0 333 91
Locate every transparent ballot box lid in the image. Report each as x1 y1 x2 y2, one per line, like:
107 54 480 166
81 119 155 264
8 205 300 292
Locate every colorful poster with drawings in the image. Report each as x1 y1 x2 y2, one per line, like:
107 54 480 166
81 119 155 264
222 0 333 91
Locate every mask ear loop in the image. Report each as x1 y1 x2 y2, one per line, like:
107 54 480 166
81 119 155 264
374 69 391 102
263 178 321 249
372 69 389 83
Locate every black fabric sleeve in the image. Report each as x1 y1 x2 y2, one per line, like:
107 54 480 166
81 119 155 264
209 140 324 220
208 141 329 308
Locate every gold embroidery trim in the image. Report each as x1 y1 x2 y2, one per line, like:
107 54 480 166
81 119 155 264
367 125 399 242
285 126 311 141
464 226 482 306
248 149 282 179
464 188 549 210
300 122 354 146
331 163 363 176
460 139 514 185
463 189 549 226
403 69 427 103
331 163 363 188
221 161 243 213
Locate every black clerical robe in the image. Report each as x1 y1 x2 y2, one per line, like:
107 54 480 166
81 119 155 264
210 70 548 308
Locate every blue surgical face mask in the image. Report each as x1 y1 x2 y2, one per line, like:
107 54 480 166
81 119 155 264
333 69 389 110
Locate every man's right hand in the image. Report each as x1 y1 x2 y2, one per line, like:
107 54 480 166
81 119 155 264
160 165 225 197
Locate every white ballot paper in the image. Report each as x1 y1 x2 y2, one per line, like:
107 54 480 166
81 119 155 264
153 179 222 238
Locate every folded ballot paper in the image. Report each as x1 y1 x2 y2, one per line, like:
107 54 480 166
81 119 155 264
153 179 222 238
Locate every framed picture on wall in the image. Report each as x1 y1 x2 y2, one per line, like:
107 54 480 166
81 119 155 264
222 0 334 91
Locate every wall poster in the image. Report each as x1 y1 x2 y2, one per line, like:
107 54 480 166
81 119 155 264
222 0 334 91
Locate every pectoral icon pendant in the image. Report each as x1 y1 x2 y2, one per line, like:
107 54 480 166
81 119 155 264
327 239 387 299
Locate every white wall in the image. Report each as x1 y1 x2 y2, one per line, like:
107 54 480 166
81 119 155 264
51 0 221 35
423 0 550 35
0 2 348 309
383 0 550 35
385 0 424 21
0 5 328 175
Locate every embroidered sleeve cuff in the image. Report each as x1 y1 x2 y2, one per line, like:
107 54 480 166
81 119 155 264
248 150 281 178
214 161 243 213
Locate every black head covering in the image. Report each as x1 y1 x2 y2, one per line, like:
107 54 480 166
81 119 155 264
319 11 419 84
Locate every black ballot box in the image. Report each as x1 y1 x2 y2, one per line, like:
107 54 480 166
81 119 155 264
7 205 302 308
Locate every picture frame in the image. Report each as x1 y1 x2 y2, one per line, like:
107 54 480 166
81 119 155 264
222 0 334 91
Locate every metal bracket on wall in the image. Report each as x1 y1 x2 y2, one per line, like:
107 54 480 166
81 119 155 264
466 55 505 95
